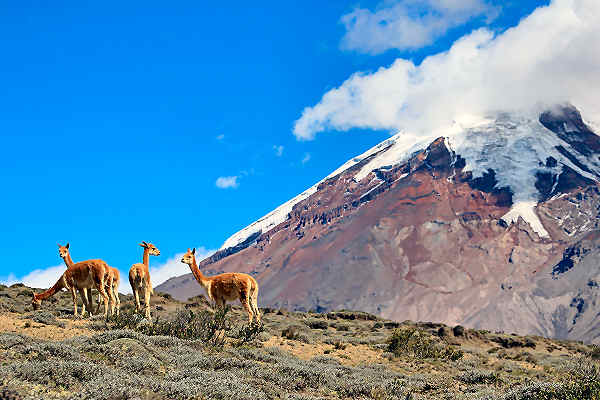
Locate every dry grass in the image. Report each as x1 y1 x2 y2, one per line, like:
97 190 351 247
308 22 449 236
0 283 599 399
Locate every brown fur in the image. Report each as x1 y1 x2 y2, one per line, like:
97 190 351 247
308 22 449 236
128 241 160 320
97 266 120 316
181 248 260 323
57 243 119 316
32 243 111 317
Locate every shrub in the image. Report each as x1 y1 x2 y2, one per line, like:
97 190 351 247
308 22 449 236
305 318 328 330
588 345 600 360
102 308 230 346
231 322 265 347
0 332 33 350
282 325 305 340
458 369 499 384
21 310 66 328
387 328 463 361
333 322 350 332
453 325 465 337
372 322 384 330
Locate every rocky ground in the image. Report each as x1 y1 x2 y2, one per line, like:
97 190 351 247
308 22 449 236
1 283 599 399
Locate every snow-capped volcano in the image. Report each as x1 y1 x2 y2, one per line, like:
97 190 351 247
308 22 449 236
222 105 600 248
159 104 600 344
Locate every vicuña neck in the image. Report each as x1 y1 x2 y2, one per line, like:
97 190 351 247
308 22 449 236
143 248 150 268
62 254 75 268
37 277 65 300
188 258 210 288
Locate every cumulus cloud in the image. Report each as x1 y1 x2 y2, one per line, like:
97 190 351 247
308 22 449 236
149 246 215 289
273 145 284 157
341 0 498 54
215 176 239 189
0 265 65 289
295 0 600 140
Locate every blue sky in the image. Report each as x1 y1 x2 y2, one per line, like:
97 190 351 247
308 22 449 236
0 0 560 289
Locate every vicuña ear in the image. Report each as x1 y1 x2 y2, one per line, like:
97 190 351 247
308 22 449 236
142 241 149 247
192 248 196 255
57 243 61 248
65 243 69 249
139 242 146 248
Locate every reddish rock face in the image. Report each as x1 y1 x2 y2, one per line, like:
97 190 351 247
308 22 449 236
158 108 600 343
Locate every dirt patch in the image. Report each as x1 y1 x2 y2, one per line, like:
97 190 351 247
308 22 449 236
264 335 384 366
0 312 93 341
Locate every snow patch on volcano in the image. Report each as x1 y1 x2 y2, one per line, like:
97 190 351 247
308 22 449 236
221 108 600 249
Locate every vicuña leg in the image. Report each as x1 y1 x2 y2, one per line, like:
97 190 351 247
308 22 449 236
250 286 260 323
79 288 91 317
239 288 254 323
133 289 141 313
113 286 120 316
143 286 151 320
70 287 78 317
99 287 109 317
83 288 94 315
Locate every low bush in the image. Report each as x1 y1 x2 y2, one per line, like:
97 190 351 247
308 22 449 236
333 322 350 331
102 308 230 346
453 325 465 337
282 325 311 343
21 310 66 328
230 322 265 347
387 328 463 361
372 321 384 330
305 318 328 330
588 345 600 360
458 369 499 384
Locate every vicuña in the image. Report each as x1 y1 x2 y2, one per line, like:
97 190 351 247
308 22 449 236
129 241 160 320
31 243 113 317
181 247 260 323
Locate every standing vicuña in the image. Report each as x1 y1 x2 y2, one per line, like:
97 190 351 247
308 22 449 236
129 241 160 320
181 248 260 323
32 243 112 317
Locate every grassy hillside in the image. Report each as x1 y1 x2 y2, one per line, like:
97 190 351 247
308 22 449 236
1 283 599 400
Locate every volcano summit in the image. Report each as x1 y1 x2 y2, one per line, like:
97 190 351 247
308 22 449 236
159 105 600 343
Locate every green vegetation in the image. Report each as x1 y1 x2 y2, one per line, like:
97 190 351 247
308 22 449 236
387 327 464 361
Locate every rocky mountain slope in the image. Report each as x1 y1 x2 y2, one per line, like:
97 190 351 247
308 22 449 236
158 105 600 343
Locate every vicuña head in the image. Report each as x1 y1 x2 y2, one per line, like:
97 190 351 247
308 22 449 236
181 248 196 265
31 292 42 310
140 241 160 256
58 242 70 259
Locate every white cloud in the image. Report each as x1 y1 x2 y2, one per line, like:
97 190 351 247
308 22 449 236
295 0 600 140
302 153 311 164
216 134 225 140
341 0 498 54
273 145 284 157
0 265 65 290
215 176 239 189
149 247 215 289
